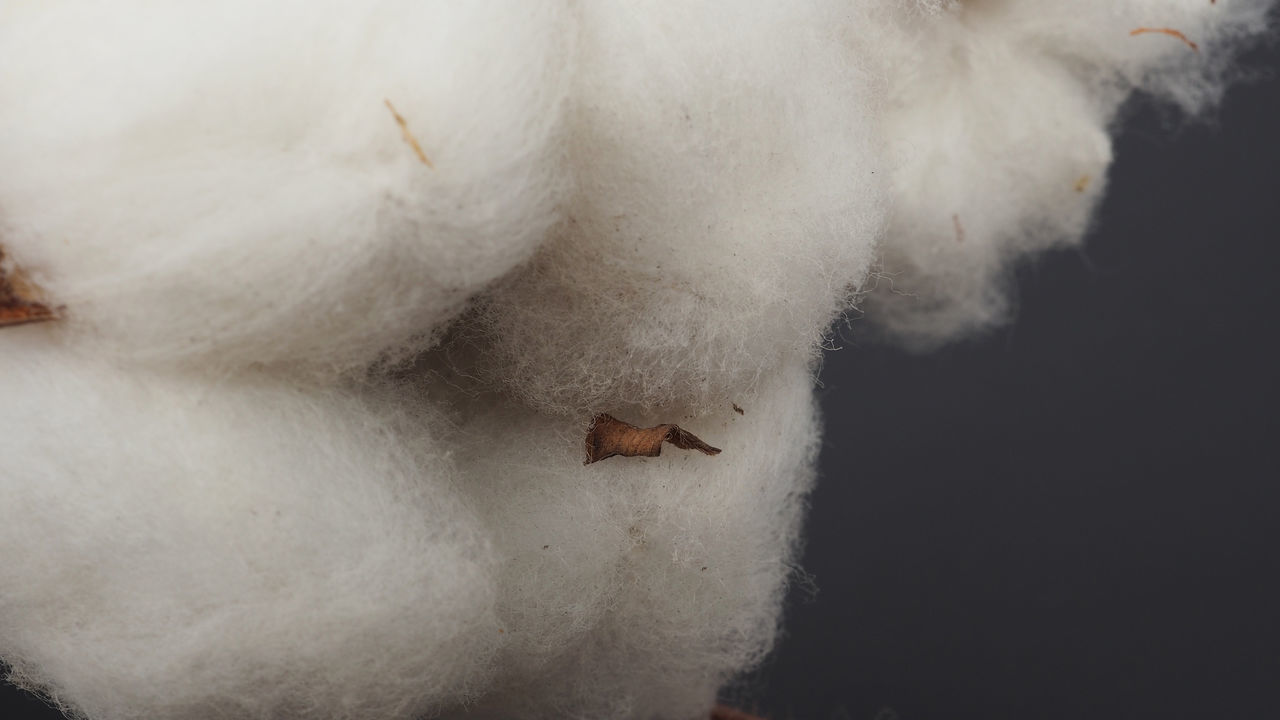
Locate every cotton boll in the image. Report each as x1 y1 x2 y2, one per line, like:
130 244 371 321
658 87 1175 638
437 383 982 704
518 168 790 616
3 2 1276 719
457 0 886 417
862 0 1272 346
0 325 819 720
0 331 500 720
433 359 819 718
0 0 574 376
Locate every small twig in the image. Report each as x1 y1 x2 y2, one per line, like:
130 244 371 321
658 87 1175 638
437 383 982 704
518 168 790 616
384 99 434 167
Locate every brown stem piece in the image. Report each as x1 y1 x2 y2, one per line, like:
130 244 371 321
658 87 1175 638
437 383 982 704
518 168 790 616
584 413 721 465
0 247 58 328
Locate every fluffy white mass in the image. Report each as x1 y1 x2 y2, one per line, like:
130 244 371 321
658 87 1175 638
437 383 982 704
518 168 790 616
460 0 885 416
866 0 1273 346
0 331 501 718
0 1 1271 719
0 325 816 720
0 0 575 376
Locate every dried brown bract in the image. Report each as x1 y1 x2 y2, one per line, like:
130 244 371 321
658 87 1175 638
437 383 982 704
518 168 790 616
584 413 721 465
709 706 768 720
0 247 59 328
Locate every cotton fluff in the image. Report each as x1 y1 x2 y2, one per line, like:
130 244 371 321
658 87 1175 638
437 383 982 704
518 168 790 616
428 361 819 718
454 0 886 417
0 327 500 719
0 0 574 376
0 2 1273 720
862 0 1273 347
0 323 817 720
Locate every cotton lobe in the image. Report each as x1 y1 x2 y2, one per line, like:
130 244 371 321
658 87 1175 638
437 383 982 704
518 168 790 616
0 2 1270 719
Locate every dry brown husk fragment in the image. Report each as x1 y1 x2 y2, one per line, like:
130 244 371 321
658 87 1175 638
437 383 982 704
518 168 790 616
0 247 58 328
584 413 721 465
709 706 767 720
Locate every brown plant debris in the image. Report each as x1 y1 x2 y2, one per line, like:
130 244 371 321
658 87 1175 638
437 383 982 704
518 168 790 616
952 213 965 244
0 247 59 328
732 403 745 415
384 99 434 167
1075 174 1092 193
710 706 767 720
1129 27 1199 52
584 413 721 465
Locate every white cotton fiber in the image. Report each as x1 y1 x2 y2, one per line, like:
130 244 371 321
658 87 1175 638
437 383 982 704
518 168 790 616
456 0 886 417
431 360 819 718
0 327 500 720
862 0 1273 346
0 0 574 376
0 324 816 720
0 1 1273 719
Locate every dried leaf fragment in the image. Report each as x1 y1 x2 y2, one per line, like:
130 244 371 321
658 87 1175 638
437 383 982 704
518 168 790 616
584 413 721 465
1129 27 1199 52
0 247 59 328
1075 174 1092 193
710 706 767 720
384 99 434 168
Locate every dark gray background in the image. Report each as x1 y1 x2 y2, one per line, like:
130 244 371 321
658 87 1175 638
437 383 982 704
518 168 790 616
4 42 1278 720
742 42 1280 720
